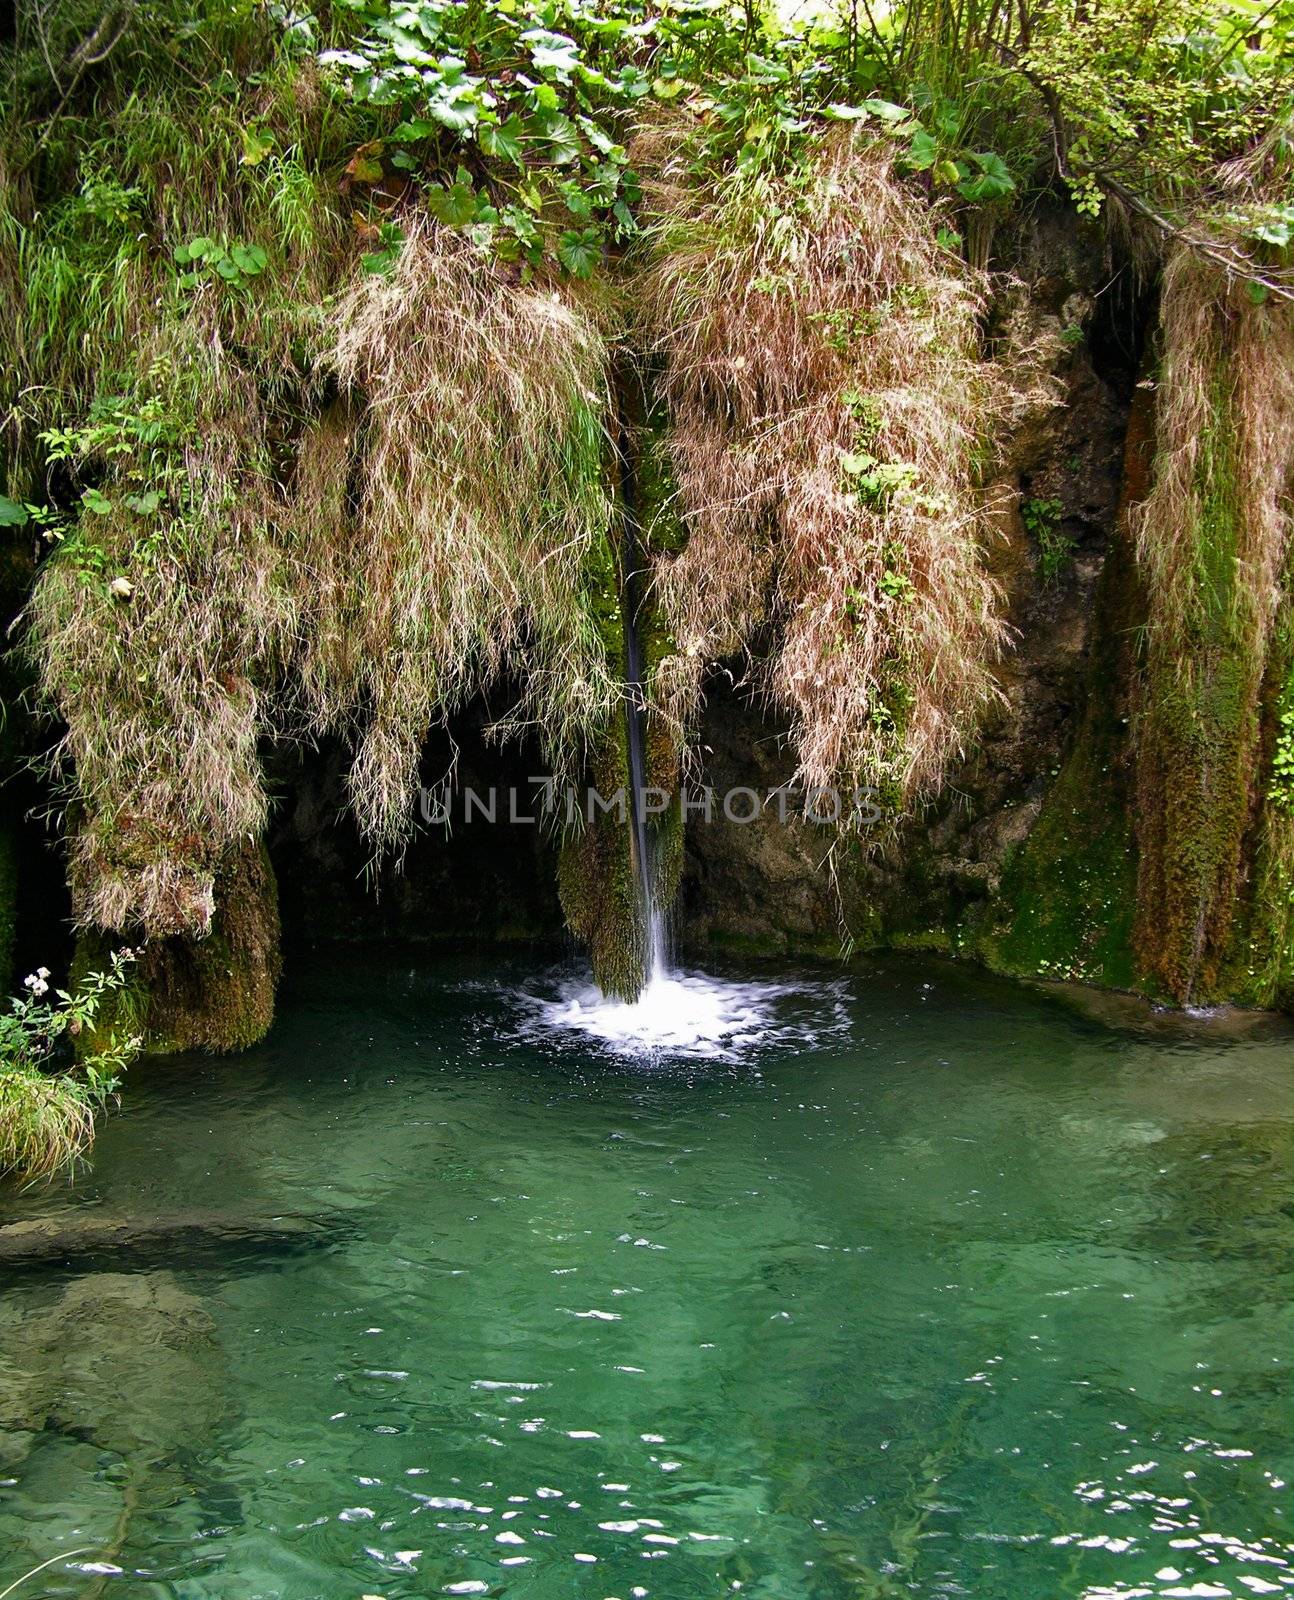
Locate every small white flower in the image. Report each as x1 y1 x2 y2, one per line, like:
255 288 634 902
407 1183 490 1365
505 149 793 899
23 974 37 989
24 976 49 996
36 966 49 979
109 575 134 599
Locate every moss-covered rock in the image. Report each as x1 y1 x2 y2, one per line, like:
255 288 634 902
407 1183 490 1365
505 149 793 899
78 837 281 1055
558 721 649 1001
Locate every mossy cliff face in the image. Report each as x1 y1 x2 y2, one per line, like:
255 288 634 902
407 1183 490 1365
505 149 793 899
1129 263 1294 1007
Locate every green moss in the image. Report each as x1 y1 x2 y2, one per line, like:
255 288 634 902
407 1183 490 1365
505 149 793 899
1215 616 1294 1010
636 411 688 559
977 720 1139 989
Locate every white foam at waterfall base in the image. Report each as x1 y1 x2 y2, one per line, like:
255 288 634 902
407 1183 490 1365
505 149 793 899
521 956 851 1063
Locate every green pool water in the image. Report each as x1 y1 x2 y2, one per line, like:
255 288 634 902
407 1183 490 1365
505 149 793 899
1 953 1292 1599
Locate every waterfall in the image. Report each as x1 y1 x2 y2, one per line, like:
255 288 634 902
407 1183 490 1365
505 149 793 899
621 508 666 987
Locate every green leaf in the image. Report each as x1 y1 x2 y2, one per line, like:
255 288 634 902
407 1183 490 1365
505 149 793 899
745 53 789 83
614 64 651 99
0 496 29 526
558 179 592 218
124 490 162 515
240 125 275 166
823 102 869 120
479 113 526 164
956 150 1015 202
862 98 909 124
539 113 582 165
215 255 242 281
391 118 438 139
557 228 600 278
186 235 216 259
521 28 580 76
907 128 938 170
427 180 478 227
81 488 113 516
426 88 480 132
363 246 401 274
230 243 268 275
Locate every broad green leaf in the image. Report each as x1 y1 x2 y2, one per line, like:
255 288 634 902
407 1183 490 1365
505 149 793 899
391 117 438 138
614 64 651 98
539 113 582 165
956 150 1015 202
862 98 909 124
240 126 275 165
427 180 478 226
557 228 600 277
231 243 268 274
521 28 580 75
0 496 28 526
906 128 938 169
479 113 525 163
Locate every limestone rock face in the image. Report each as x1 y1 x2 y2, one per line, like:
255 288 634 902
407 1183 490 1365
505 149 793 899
675 214 1143 989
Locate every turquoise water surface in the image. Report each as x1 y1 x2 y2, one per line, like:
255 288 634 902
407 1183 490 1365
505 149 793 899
1 953 1291 1599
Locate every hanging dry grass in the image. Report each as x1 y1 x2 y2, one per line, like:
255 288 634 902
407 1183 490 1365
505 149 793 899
1130 249 1294 1002
26 316 295 936
637 126 1011 807
292 219 622 853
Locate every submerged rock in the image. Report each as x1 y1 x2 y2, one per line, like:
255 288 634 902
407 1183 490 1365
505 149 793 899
0 1208 343 1269
0 1271 231 1462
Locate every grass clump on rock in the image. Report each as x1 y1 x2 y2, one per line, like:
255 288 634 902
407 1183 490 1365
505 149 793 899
0 949 140 1182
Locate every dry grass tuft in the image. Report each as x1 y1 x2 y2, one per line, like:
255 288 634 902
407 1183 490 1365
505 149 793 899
637 126 1011 807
